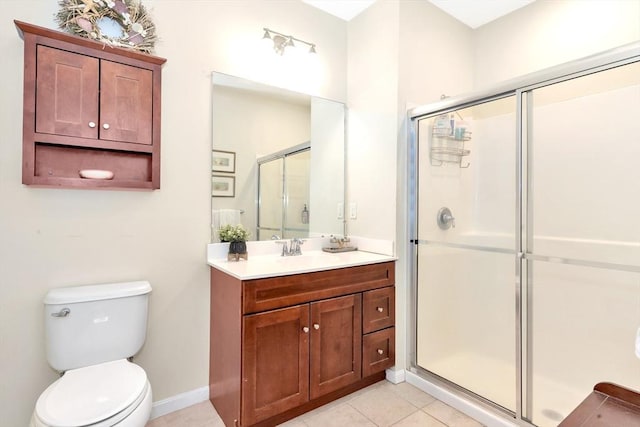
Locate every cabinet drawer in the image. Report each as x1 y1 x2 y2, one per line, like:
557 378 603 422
243 262 395 314
362 328 395 377
362 287 395 334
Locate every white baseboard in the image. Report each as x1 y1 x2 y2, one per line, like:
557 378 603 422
385 367 406 384
150 386 210 419
150 371 404 420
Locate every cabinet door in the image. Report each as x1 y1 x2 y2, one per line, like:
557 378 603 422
36 46 99 139
242 304 310 425
310 294 362 400
100 60 152 145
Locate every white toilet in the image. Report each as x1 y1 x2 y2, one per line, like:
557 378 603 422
31 281 153 427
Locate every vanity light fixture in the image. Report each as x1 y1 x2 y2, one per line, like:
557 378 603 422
262 28 317 55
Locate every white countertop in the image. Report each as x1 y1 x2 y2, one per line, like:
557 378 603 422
207 237 396 280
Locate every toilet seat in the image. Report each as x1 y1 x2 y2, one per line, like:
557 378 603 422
34 359 148 427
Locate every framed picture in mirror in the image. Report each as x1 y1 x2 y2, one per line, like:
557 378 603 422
212 175 235 197
212 150 236 173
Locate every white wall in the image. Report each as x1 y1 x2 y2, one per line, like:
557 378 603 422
0 2 346 425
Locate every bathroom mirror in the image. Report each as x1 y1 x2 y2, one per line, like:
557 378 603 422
211 72 345 242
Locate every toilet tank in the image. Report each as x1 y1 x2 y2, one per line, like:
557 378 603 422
44 281 152 372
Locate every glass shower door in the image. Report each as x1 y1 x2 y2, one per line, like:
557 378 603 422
415 95 518 412
257 147 311 240
525 62 640 426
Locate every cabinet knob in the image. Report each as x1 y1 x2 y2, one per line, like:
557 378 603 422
376 307 384 313
88 121 96 128
313 323 320 330
377 349 384 355
102 123 110 130
302 326 309 333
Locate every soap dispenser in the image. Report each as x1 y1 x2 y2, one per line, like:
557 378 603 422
301 204 309 224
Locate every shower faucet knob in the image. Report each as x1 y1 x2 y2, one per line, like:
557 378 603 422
437 207 456 230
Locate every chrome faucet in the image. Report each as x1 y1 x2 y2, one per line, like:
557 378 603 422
289 238 304 256
275 238 305 256
275 240 288 256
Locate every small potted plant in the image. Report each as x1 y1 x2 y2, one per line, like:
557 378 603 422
218 224 250 261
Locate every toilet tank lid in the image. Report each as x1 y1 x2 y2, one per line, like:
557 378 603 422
44 281 152 304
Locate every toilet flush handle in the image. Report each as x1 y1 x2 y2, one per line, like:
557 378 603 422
51 308 70 318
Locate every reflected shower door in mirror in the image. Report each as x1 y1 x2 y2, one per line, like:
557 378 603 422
257 145 310 240
211 72 345 242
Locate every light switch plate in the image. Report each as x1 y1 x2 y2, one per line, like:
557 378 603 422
337 202 344 219
349 202 357 219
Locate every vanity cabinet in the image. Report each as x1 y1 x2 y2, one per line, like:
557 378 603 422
210 261 395 427
15 20 165 190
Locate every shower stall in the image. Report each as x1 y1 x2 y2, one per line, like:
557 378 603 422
408 44 640 426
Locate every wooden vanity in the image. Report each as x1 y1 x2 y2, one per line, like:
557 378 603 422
209 260 396 427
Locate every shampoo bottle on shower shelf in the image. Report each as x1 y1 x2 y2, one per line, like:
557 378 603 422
433 115 449 136
301 204 309 224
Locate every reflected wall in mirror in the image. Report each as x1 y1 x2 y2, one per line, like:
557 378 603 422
211 72 345 242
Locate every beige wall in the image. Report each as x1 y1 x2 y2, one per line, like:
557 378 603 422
0 2 346 425
473 0 640 87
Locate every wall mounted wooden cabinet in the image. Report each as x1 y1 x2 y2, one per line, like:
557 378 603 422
210 262 396 427
15 20 166 190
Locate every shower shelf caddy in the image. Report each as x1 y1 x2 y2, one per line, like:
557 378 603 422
430 117 472 168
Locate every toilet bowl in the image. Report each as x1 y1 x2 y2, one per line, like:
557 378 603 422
31 360 152 427
33 281 153 427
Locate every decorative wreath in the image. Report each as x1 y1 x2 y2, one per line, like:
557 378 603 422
55 0 157 54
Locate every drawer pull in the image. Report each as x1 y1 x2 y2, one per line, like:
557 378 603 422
313 323 320 330
302 326 309 333
377 349 384 355
376 307 384 312
88 121 96 128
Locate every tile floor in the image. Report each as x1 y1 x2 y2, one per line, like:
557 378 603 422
146 380 485 427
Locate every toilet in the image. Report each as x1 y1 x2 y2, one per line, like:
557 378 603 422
31 281 153 427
